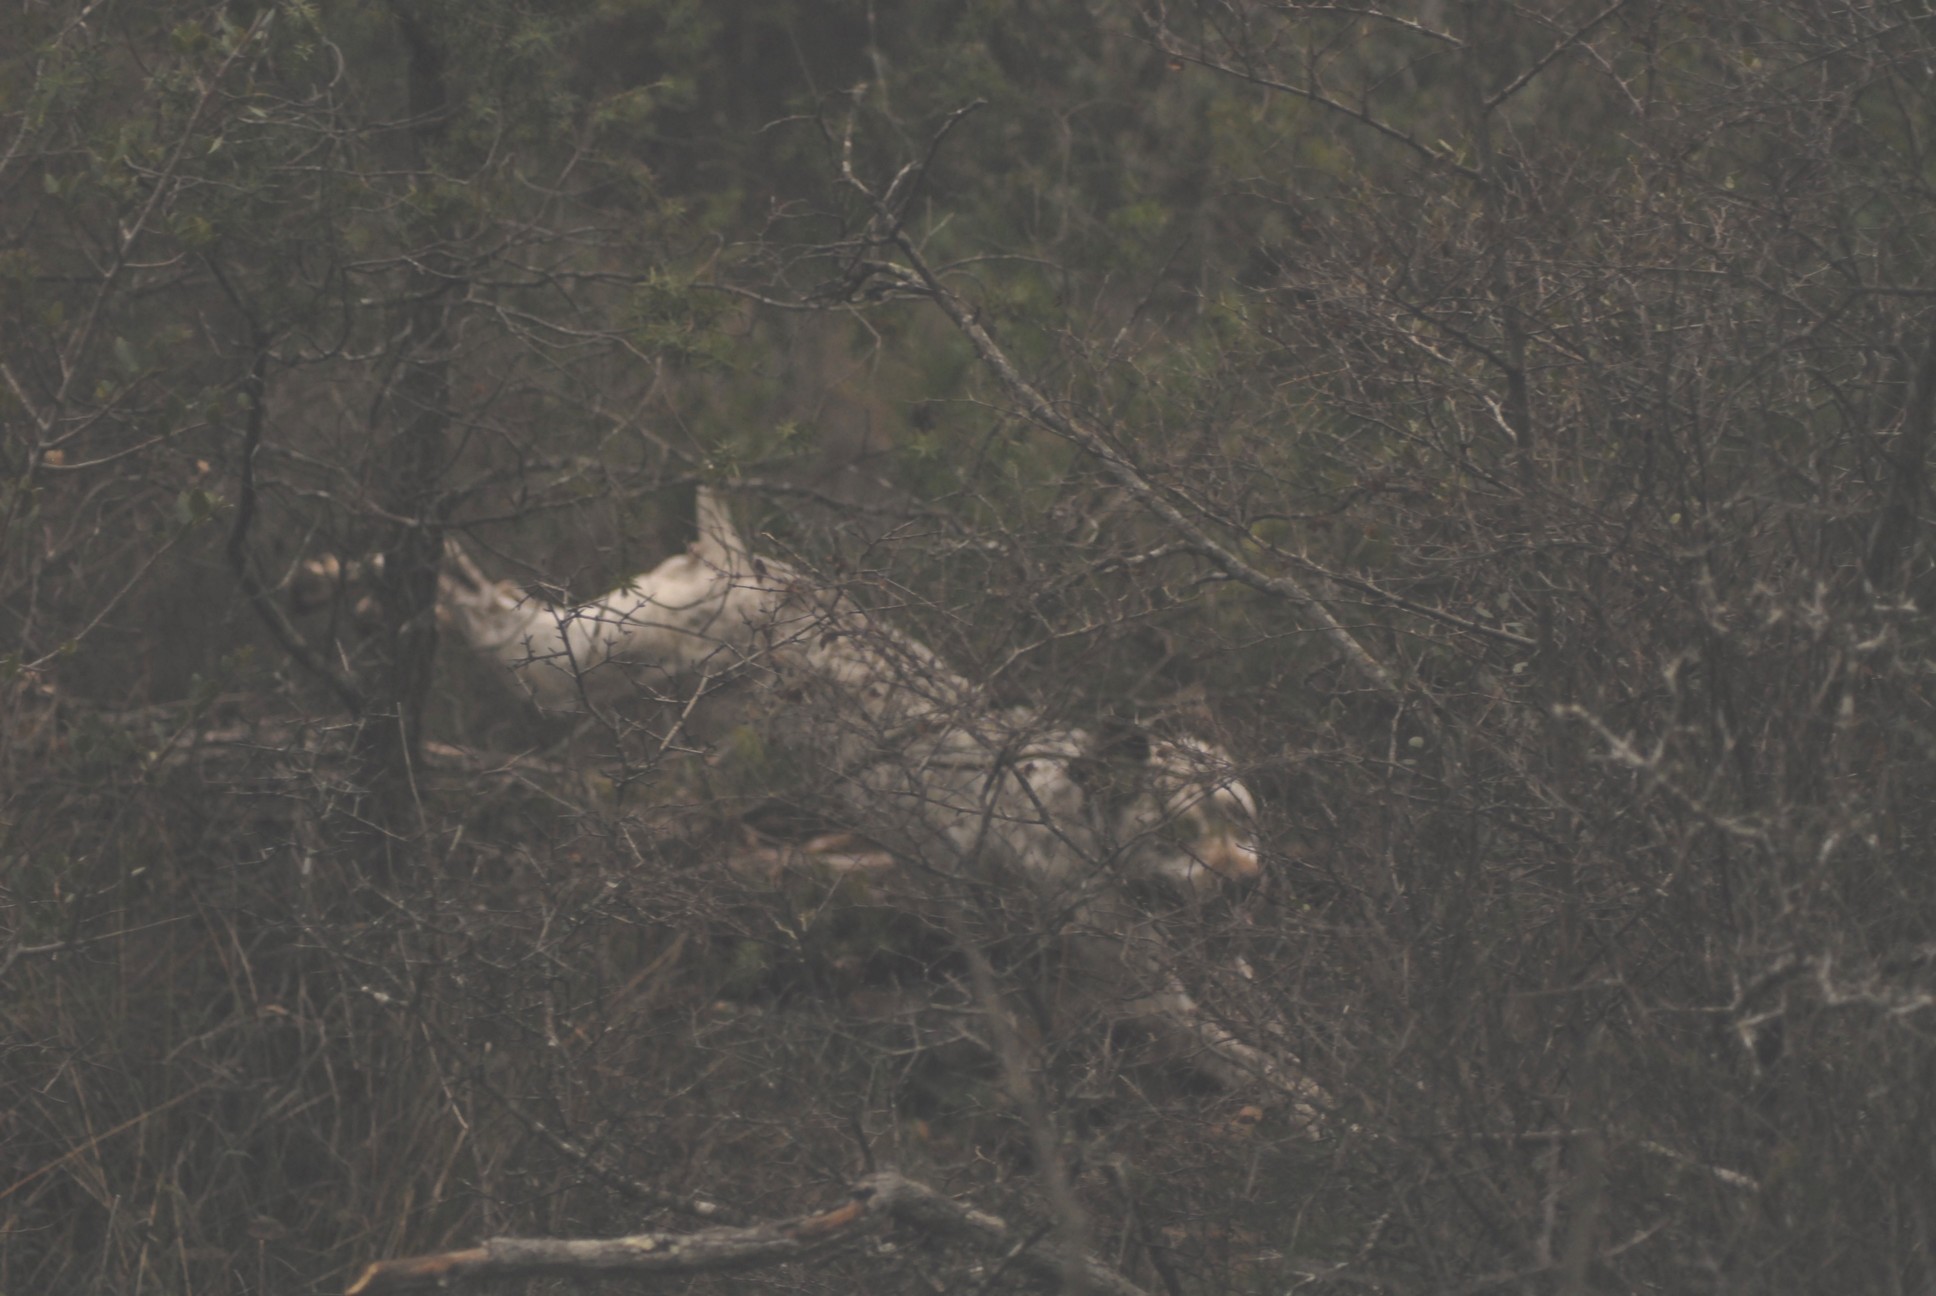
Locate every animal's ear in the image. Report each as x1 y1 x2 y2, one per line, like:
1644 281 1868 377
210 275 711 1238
692 486 748 568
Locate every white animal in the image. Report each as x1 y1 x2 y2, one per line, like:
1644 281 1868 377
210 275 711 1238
429 492 1301 1096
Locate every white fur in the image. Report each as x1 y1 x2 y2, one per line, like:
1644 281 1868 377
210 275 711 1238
437 496 1259 900
430 494 1301 1096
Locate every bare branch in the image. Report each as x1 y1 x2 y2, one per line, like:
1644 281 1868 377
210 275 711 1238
346 1171 1153 1296
873 242 1414 704
1484 0 1632 112
1147 25 1482 181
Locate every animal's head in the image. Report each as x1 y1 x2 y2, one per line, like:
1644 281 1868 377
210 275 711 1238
1076 726 1262 898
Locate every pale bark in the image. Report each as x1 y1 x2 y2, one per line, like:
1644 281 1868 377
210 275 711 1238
345 1170 1153 1296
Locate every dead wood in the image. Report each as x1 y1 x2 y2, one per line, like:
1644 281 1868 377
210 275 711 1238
345 1170 1151 1295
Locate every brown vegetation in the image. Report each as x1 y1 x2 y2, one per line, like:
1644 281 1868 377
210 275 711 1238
8 2 1936 1292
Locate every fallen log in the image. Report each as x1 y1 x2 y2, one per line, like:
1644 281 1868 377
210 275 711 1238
345 1170 1151 1296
